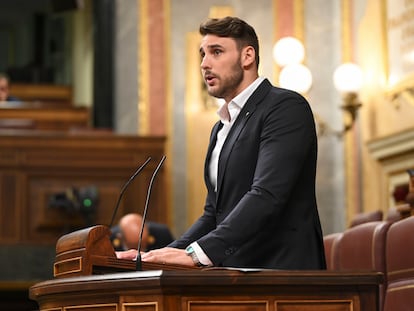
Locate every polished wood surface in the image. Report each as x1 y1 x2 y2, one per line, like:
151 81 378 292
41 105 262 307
30 269 382 311
53 225 196 278
0 130 166 245
31 186 382 311
0 101 90 130
9 83 73 105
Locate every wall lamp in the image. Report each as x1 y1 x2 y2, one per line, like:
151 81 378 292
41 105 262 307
273 37 363 137
332 62 363 136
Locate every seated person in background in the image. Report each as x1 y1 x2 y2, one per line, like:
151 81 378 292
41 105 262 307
0 73 19 102
111 213 174 252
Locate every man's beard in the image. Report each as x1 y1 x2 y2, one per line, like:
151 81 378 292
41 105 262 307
207 59 244 100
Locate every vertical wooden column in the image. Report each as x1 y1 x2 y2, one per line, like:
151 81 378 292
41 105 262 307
138 0 169 136
341 0 363 222
138 0 171 228
273 0 305 83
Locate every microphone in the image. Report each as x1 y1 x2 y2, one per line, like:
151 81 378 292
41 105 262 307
108 157 152 228
136 155 166 271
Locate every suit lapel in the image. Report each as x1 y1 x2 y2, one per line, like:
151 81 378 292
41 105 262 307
204 121 223 192
216 79 272 197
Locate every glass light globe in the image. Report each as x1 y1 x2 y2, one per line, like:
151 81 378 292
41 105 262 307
333 63 363 93
273 37 305 67
279 63 313 94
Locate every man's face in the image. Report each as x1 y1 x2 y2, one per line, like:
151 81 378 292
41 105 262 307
200 35 244 103
0 78 9 101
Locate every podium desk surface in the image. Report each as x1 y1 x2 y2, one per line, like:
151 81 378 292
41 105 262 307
30 269 382 311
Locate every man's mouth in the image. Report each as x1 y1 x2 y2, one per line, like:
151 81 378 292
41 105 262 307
204 74 217 86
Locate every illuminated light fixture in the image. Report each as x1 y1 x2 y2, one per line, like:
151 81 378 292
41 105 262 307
279 63 313 94
333 62 363 94
273 36 312 94
272 36 364 138
273 36 305 67
332 62 363 135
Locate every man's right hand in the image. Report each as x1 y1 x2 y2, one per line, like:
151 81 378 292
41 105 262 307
116 249 138 260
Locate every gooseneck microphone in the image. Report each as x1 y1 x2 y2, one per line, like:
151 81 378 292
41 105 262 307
136 155 166 271
108 157 152 228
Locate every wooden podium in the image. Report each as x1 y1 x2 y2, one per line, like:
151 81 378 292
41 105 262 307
29 226 383 311
52 225 195 278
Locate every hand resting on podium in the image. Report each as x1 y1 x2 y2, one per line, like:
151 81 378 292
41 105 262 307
116 247 195 267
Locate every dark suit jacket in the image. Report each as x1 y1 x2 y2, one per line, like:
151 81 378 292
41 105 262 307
146 222 175 251
169 79 326 270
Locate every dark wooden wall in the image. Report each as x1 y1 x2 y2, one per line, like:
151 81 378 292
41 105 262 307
0 131 166 245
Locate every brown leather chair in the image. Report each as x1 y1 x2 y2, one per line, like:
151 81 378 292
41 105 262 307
333 221 392 310
383 216 414 311
385 206 403 223
323 232 342 270
349 210 383 227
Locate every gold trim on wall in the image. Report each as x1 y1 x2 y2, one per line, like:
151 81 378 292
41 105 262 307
272 0 305 84
138 0 150 135
381 0 390 84
340 0 363 223
341 0 352 62
163 0 173 232
208 6 234 18
387 74 414 108
383 0 414 108
293 0 304 42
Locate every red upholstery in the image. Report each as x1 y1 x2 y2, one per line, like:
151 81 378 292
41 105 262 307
385 207 403 223
349 210 383 227
323 232 342 270
333 221 392 310
383 216 414 311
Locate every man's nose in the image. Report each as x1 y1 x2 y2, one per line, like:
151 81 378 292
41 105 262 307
200 56 210 69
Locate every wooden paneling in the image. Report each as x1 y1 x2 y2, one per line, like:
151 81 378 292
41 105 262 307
9 83 73 105
29 269 382 311
0 101 90 130
0 172 20 241
0 130 166 245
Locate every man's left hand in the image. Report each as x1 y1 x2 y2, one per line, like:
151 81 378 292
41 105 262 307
142 247 195 266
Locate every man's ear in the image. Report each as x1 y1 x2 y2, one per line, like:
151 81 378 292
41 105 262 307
241 46 256 68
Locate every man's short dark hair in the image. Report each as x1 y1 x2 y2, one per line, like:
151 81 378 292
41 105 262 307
199 16 260 67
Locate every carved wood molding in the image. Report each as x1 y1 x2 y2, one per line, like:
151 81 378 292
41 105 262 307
368 127 414 161
367 127 414 210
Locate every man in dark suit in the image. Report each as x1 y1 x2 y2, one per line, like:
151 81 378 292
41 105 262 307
111 213 174 252
117 16 326 270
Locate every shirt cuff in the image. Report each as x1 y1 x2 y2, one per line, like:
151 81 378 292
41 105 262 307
190 242 213 267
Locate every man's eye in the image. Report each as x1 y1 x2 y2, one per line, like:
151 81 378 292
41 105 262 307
213 50 222 55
